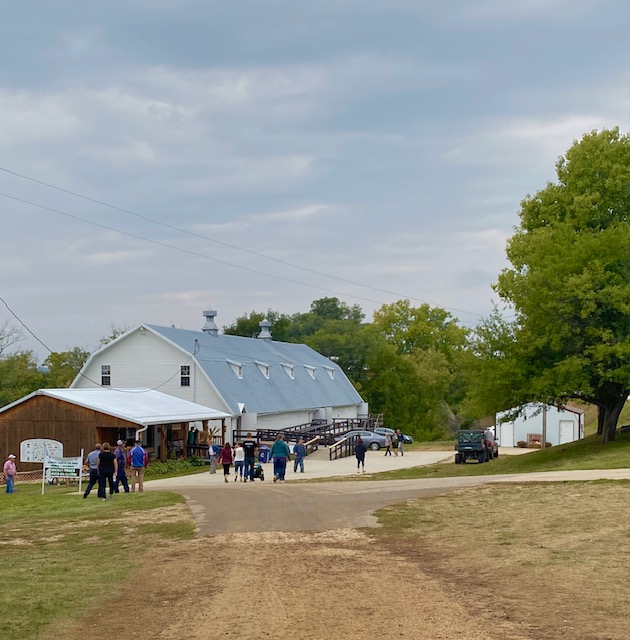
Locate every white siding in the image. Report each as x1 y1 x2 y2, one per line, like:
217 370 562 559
73 329 231 415
496 404 582 447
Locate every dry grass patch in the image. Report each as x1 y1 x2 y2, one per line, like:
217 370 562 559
372 481 630 640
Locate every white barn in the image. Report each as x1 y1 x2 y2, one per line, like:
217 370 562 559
71 309 367 441
496 403 585 447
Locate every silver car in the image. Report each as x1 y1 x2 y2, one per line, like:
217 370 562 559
334 430 388 451
374 427 414 444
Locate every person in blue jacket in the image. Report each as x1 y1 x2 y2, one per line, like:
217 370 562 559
355 437 367 474
270 433 291 483
293 437 306 473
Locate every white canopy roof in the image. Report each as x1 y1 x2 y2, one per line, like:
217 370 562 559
2 388 230 426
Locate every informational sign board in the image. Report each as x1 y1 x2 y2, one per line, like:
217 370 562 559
20 438 64 463
41 450 84 495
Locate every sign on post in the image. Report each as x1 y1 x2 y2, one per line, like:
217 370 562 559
20 438 63 463
41 450 84 495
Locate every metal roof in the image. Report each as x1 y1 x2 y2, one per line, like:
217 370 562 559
0 388 230 425
146 325 364 415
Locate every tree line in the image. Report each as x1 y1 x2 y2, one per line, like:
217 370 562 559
1 128 628 441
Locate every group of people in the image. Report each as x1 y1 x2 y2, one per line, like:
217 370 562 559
83 439 149 500
209 433 308 484
383 429 405 457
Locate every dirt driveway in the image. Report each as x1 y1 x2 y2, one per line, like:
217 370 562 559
61 468 630 640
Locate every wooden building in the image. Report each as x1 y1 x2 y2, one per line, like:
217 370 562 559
0 388 229 471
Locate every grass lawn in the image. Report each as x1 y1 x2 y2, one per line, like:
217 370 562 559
371 480 630 639
359 429 630 481
0 484 195 639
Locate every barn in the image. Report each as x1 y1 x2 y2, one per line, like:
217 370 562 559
0 388 230 471
496 403 585 447
70 308 367 440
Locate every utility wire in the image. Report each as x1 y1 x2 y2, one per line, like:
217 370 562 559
0 166 485 318
0 294 197 393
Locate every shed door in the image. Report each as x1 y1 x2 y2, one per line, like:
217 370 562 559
500 423 514 447
559 420 574 444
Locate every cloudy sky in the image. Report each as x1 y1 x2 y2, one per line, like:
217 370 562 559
1 0 629 360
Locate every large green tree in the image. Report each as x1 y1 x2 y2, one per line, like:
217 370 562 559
42 347 91 388
495 128 630 442
0 351 46 407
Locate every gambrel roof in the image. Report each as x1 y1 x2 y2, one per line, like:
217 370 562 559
145 324 364 415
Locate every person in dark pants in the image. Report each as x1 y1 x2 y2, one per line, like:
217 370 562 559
293 437 306 473
242 432 257 482
217 443 233 483
97 442 118 501
355 437 367 474
113 440 130 493
270 433 291 483
83 444 101 499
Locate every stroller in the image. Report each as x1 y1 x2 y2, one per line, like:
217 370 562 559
253 463 265 481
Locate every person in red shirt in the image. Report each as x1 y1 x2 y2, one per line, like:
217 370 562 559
3 454 17 494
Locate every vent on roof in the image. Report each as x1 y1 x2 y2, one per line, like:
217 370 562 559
255 361 270 379
257 319 272 341
322 365 335 380
304 365 316 380
202 307 218 336
226 359 244 379
281 363 295 379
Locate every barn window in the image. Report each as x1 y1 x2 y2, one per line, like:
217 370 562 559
227 359 244 379
101 364 111 386
281 363 295 379
180 365 191 387
323 366 335 380
255 361 270 379
304 365 316 379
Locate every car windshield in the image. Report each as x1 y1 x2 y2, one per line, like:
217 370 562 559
458 431 484 443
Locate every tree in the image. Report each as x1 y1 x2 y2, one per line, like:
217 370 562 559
43 347 91 388
0 320 22 356
0 350 46 407
99 324 131 346
223 310 292 341
495 128 630 442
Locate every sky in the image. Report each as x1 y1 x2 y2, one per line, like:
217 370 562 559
1 0 629 361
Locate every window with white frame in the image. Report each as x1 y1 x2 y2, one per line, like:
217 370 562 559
323 366 335 380
304 365 316 379
101 364 111 386
180 365 191 386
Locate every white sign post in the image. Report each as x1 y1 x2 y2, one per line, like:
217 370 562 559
20 438 64 463
41 450 84 495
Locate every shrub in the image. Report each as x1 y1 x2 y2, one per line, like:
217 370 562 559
145 459 205 478
516 441 527 448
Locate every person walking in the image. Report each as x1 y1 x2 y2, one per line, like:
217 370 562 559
242 432 257 482
113 440 130 493
391 431 399 457
97 442 117 501
217 443 233 483
293 437 306 473
83 444 101 499
355 437 367 474
129 439 148 493
396 429 405 456
207 442 218 474
384 434 392 456
270 433 291 483
233 442 245 481
3 454 17 494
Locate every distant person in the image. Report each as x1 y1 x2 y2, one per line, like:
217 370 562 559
270 433 291 483
207 442 218 474
3 454 17 494
384 434 392 456
129 439 149 493
217 443 233 483
355 437 367 474
242 432 257 482
83 444 101 499
293 437 306 473
396 429 404 456
391 432 399 456
113 440 129 493
97 442 117 501
233 442 245 482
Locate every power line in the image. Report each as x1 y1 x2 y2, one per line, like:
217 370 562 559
0 166 485 318
0 294 196 393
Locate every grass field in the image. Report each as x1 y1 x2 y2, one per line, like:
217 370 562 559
371 480 630 639
0 485 195 639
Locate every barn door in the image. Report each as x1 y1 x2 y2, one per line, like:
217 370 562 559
559 420 574 444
